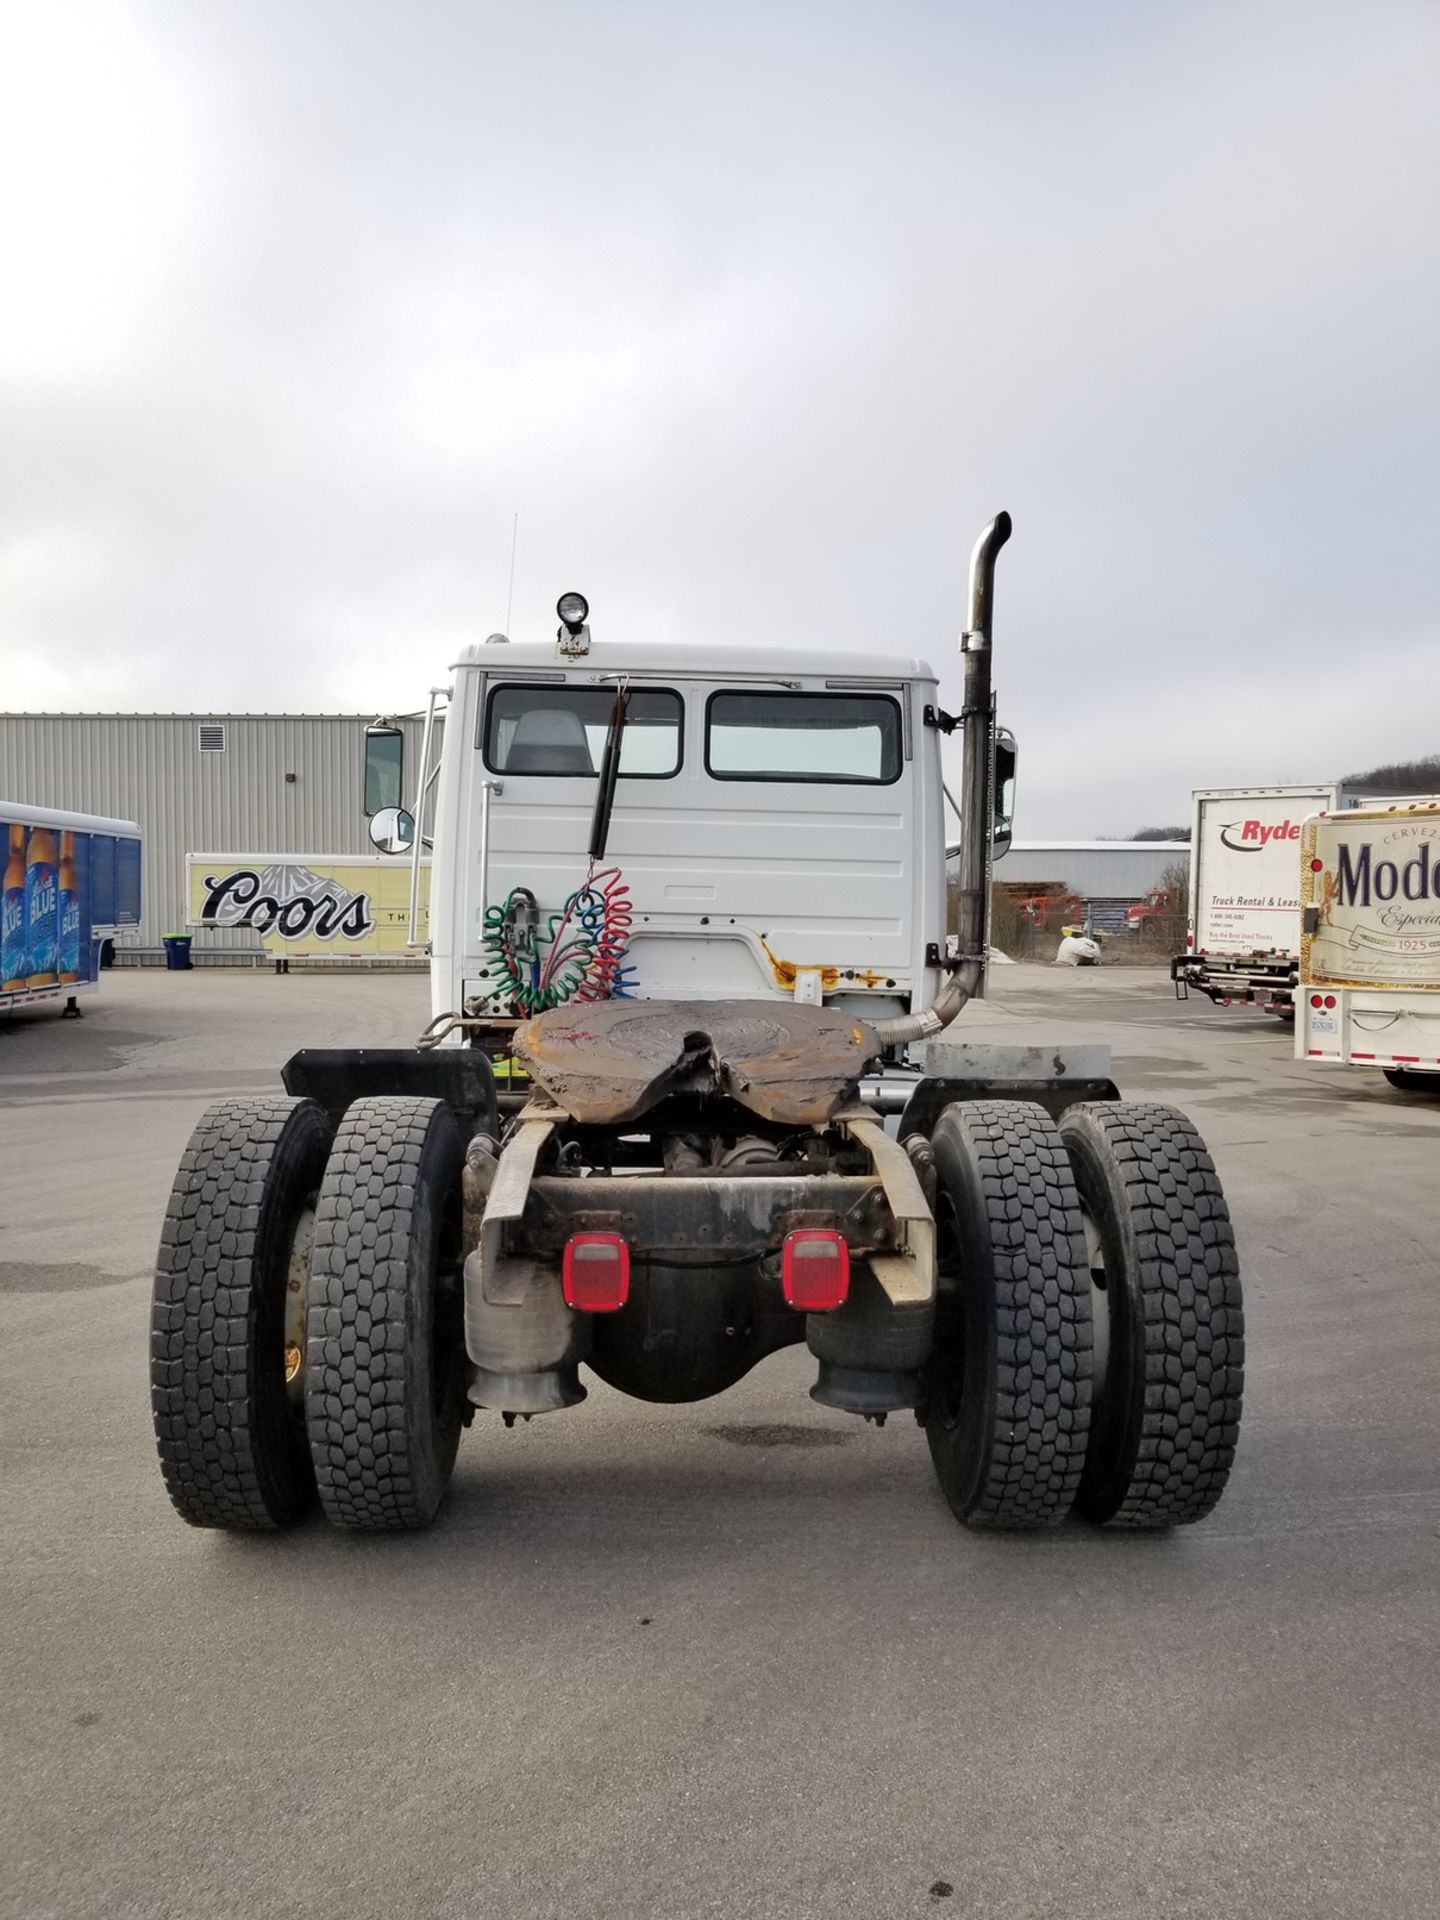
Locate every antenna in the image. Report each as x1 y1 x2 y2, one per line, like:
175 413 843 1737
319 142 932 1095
504 512 519 633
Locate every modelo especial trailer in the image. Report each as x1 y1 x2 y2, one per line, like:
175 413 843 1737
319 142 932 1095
1296 800 1440 1092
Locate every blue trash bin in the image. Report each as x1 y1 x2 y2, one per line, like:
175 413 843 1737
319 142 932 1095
163 936 193 971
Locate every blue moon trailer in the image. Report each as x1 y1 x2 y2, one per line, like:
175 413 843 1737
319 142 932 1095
1 803 142 1017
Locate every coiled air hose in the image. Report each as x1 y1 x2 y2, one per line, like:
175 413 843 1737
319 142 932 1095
481 868 635 1014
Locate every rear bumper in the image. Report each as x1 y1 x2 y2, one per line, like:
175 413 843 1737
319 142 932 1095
1171 952 1296 1009
1297 988 1440 1070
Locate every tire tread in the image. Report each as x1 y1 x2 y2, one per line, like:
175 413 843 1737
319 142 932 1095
928 1100 1092 1529
306 1096 461 1531
151 1096 327 1530
1064 1102 1244 1528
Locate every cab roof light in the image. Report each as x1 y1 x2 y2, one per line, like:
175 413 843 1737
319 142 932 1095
782 1230 850 1312
556 592 589 635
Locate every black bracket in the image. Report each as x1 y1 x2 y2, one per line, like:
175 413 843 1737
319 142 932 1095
898 1075 1122 1139
282 1048 500 1139
925 941 979 973
923 703 959 735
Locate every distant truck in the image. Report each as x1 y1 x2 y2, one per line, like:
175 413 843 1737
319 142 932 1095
999 882 1081 933
1126 886 1171 933
1296 801 1440 1091
1171 784 1419 1015
1 804 142 1018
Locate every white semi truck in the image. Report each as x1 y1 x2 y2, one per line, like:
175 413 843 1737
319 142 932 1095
1172 783 1422 1015
1296 801 1440 1091
151 517 1244 1539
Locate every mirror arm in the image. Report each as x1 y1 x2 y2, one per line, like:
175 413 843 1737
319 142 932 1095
405 687 445 948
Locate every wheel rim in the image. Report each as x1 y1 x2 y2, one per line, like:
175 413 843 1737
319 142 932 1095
1082 1203 1111 1404
283 1199 317 1409
430 1180 465 1423
927 1190 965 1431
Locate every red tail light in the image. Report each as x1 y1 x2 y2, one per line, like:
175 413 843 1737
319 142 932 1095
1311 994 1323 1008
782 1230 850 1311
562 1233 630 1312
1324 995 1337 1010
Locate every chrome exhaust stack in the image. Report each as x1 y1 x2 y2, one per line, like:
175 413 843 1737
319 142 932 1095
872 511 1011 1047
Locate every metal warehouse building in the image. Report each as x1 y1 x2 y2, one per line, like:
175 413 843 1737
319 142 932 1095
0 712 427 956
993 841 1189 895
952 839 1190 930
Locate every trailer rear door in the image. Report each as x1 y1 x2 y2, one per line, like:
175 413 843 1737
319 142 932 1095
1301 805 1440 991
1191 785 1334 956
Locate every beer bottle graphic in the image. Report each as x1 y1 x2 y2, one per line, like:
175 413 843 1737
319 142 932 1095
2 824 26 991
58 832 82 984
25 826 60 987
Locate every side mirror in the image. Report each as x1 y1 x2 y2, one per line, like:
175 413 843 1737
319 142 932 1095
363 723 405 817
368 806 415 855
992 727 1017 861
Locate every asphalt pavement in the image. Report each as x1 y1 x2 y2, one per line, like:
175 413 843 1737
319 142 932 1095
2 964 1437 1920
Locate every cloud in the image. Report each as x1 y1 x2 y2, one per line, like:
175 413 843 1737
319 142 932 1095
2 0 1437 834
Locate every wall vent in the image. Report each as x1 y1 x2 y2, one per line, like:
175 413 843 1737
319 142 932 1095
198 723 226 754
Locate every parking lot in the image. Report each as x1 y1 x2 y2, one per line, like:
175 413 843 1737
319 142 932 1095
3 963 1437 1920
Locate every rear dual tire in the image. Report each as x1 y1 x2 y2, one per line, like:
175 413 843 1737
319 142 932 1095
152 1095 467 1534
306 1097 467 1531
922 1102 1092 1529
1384 1067 1440 1094
151 1098 331 1530
1060 1103 1244 1528
920 1099 1244 1533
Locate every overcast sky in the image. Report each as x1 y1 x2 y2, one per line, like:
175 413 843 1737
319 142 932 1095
3 0 1437 835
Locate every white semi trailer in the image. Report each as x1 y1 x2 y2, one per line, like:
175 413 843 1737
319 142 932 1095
1172 783 1424 1014
1296 801 1440 1091
151 517 1244 1539
1171 784 1336 1013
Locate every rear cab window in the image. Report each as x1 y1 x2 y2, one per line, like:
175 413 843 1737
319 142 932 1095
705 691 902 784
483 685 683 777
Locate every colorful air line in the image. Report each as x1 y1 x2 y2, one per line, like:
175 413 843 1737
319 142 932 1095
481 867 635 1013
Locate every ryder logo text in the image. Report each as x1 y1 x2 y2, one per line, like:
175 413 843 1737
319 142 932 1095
1219 820 1302 853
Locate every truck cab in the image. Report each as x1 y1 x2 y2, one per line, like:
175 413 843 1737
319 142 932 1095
424 637 949 1031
